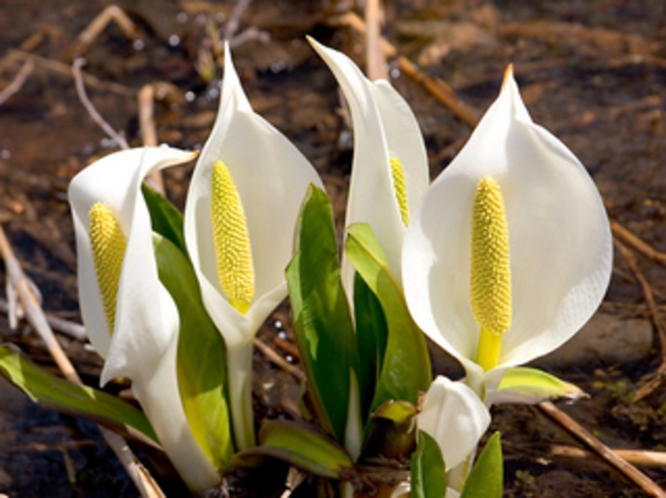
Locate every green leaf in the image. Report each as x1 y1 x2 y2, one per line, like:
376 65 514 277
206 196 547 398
237 420 354 479
0 344 157 441
461 432 503 498
345 223 430 411
286 185 357 442
153 233 233 469
353 273 388 422
494 367 586 404
411 430 446 498
142 183 187 254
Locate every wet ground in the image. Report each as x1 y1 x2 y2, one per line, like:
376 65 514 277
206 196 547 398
1 0 666 496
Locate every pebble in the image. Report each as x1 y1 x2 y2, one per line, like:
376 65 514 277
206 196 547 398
533 312 653 368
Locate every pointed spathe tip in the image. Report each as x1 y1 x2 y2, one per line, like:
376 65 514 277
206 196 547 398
502 64 515 88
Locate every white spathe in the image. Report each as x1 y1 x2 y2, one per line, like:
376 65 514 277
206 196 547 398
69 147 220 490
309 38 429 289
402 68 613 397
390 377 488 497
418 376 490 471
184 44 323 450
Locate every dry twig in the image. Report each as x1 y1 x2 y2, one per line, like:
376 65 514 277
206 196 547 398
539 401 666 498
137 84 165 194
0 226 165 498
612 220 666 266
552 444 666 467
331 11 480 128
253 337 305 381
72 58 129 150
4 50 135 96
73 5 137 55
0 297 87 341
0 60 34 105
613 238 666 402
364 0 388 81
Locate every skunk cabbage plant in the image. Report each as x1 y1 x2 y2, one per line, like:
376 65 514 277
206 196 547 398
402 67 613 399
184 44 323 450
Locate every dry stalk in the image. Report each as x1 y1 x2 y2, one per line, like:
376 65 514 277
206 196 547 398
0 60 34 105
364 0 388 81
5 50 135 96
552 444 666 467
74 5 137 55
611 220 666 266
72 58 130 150
330 11 480 128
253 337 305 381
137 84 165 195
539 401 666 497
0 226 165 498
613 238 666 402
0 297 87 341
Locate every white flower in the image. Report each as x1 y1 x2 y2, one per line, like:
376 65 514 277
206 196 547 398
69 147 220 490
309 38 429 289
184 44 323 450
391 376 489 497
402 67 613 398
418 376 490 472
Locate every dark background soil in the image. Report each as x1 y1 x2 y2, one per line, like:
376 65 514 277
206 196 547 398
1 0 666 496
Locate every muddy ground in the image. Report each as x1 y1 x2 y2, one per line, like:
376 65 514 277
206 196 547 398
1 0 666 496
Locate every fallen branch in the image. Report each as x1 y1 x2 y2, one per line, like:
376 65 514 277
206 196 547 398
0 297 87 341
611 220 666 266
253 337 305 381
73 5 137 56
331 11 480 128
137 84 164 194
72 58 129 150
613 238 666 402
539 401 666 497
0 60 34 105
5 50 135 96
552 444 666 467
364 0 387 81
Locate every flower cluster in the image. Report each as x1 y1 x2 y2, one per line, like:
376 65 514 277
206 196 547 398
55 39 613 495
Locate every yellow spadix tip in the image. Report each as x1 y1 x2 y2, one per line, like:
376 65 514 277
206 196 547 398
88 202 126 335
210 160 255 314
470 176 512 370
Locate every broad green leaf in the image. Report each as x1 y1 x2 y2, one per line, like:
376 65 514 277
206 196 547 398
345 223 430 412
237 420 354 479
0 344 157 441
353 273 388 421
153 233 233 469
286 185 357 441
461 432 503 498
411 430 446 498
142 183 187 254
493 367 586 404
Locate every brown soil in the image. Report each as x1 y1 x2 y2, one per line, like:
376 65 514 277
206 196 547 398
1 0 666 496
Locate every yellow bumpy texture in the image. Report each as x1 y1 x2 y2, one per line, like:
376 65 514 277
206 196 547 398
88 202 127 335
389 156 409 227
470 176 512 370
210 160 255 314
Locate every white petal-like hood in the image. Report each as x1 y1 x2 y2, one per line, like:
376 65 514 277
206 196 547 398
403 69 612 392
69 147 195 379
185 44 323 347
184 44 323 451
69 147 220 490
309 38 428 287
418 376 490 471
